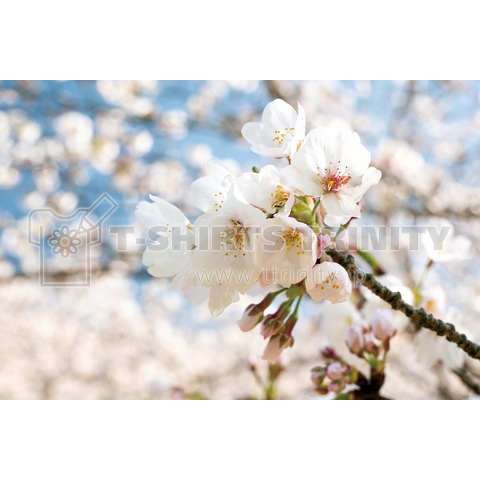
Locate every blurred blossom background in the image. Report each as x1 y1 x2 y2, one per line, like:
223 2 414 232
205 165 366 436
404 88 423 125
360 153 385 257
0 80 479 400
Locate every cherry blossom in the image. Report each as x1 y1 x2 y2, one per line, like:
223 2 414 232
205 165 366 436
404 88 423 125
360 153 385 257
189 160 237 215
255 215 317 288
422 218 471 263
241 99 305 159
281 126 381 226
238 164 294 215
135 195 194 277
305 262 351 304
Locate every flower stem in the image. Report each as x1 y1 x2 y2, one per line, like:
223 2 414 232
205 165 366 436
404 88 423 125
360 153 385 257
334 222 349 240
292 295 302 317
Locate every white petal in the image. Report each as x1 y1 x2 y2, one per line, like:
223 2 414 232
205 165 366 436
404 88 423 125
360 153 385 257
189 175 223 213
149 195 190 226
322 192 360 227
238 164 294 215
281 127 339 196
337 130 371 177
344 167 382 204
135 196 189 231
230 251 261 294
221 192 265 226
280 164 323 197
183 284 209 305
294 102 306 141
142 246 183 278
208 282 240 317
251 143 287 159
208 159 237 186
262 99 298 132
135 200 167 231
241 122 264 146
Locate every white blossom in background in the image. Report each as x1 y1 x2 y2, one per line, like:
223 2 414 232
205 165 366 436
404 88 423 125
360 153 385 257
54 111 94 157
417 309 466 370
97 80 157 117
421 218 471 263
415 284 466 370
281 126 381 226
420 285 447 318
241 99 305 159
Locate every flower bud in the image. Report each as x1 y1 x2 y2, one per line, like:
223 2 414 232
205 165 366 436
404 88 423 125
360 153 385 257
310 366 326 386
371 309 396 341
257 291 280 310
260 300 292 339
261 315 283 340
364 331 380 355
313 385 330 395
327 381 345 393
237 304 263 332
346 323 365 355
237 291 284 333
262 334 293 364
320 346 339 360
326 362 350 380
317 232 332 259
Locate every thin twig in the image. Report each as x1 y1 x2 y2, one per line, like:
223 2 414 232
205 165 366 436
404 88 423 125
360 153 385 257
326 247 480 362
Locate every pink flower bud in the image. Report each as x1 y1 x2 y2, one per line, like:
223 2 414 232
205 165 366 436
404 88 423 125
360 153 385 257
311 367 326 385
371 309 396 341
237 305 263 332
364 331 380 355
317 232 332 259
346 323 365 354
320 346 339 360
326 362 349 380
260 315 283 340
262 334 293 364
327 381 343 393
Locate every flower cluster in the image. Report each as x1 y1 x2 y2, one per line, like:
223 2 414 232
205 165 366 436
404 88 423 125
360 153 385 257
310 347 358 395
312 309 397 399
346 309 397 358
136 99 382 362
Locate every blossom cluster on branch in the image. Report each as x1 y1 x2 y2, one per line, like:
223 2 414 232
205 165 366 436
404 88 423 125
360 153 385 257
136 99 381 363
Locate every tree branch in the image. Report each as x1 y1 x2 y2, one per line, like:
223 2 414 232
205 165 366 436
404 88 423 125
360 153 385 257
326 247 480 362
